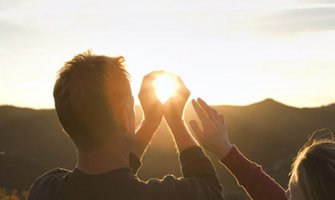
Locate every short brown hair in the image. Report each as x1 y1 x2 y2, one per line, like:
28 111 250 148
53 51 131 150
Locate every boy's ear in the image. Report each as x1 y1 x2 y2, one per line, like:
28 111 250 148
117 102 133 132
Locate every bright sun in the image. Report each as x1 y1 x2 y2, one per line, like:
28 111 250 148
152 73 179 103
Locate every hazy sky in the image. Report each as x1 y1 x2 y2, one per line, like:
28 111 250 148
1 0 335 108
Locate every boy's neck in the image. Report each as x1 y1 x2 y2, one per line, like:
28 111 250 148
76 140 130 175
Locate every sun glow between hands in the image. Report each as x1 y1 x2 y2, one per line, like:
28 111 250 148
153 73 179 103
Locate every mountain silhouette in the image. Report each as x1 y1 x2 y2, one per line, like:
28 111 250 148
1 100 335 198
247 98 294 109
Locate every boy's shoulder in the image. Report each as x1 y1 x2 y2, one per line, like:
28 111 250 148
28 168 71 200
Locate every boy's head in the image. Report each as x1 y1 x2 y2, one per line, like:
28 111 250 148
53 51 134 151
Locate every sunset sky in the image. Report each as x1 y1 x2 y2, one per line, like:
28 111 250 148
1 0 335 108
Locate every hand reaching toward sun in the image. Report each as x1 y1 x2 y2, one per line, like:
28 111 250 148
190 98 233 159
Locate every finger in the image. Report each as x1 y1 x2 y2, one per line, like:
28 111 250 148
140 71 164 90
192 99 219 132
197 98 219 122
197 98 214 113
198 97 209 107
175 76 190 97
144 70 165 78
139 72 164 100
190 120 205 142
138 86 156 100
195 100 223 131
190 120 203 136
192 99 209 122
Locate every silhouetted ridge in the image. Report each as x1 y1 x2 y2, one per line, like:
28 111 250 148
246 98 295 111
324 103 335 111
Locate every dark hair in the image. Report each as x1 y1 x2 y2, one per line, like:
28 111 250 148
53 51 131 150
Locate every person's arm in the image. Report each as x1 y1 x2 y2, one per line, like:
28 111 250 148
132 72 164 160
190 98 287 200
129 119 160 174
163 76 197 151
221 146 287 200
153 76 222 200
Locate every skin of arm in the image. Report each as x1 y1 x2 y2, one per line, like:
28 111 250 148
131 71 164 160
163 75 198 152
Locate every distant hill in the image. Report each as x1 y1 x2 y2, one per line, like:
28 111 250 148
0 106 76 191
1 99 335 198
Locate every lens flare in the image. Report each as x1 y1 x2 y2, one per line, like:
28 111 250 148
153 73 179 103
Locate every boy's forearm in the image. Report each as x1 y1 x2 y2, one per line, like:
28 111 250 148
168 120 198 152
133 120 159 159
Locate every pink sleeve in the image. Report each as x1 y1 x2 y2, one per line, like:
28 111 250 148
220 146 287 200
